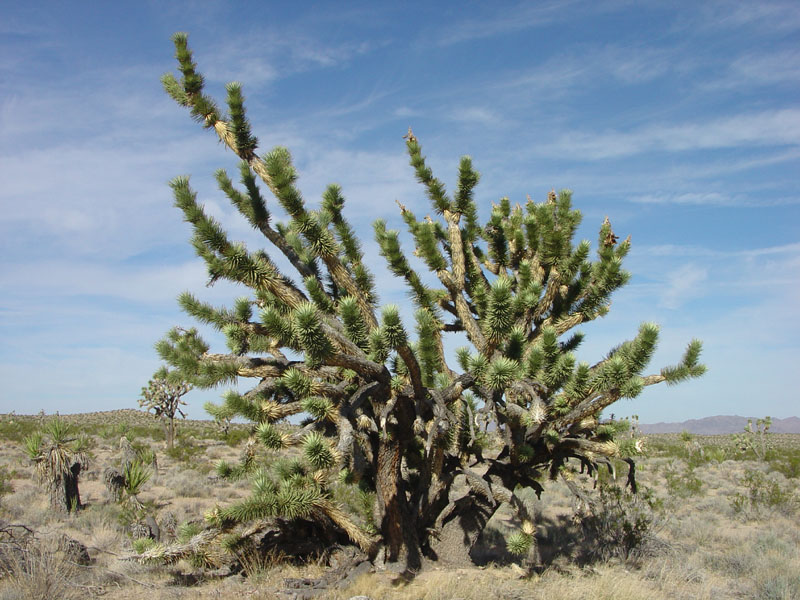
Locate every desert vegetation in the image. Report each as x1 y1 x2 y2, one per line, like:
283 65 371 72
0 411 798 599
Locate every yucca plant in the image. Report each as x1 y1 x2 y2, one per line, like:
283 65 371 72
151 33 706 572
22 418 88 513
122 460 152 508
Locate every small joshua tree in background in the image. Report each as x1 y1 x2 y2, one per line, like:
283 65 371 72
23 418 90 514
734 416 772 461
139 367 192 450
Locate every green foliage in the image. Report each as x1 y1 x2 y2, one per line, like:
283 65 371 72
23 431 43 460
221 427 250 447
332 482 378 535
123 461 152 497
302 432 336 470
506 532 534 556
731 468 798 517
178 521 203 543
661 339 707 384
20 417 88 514
132 537 157 554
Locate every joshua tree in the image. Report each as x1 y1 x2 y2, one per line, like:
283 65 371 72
734 416 772 460
151 33 706 572
139 367 191 450
23 418 89 513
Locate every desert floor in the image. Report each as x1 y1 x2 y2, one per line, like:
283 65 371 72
0 411 798 600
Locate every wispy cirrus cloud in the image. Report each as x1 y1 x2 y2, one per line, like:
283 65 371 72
433 0 638 47
691 0 800 34
636 242 800 260
447 107 503 126
435 1 576 46
201 30 378 89
628 192 800 207
658 264 708 309
699 47 800 90
545 108 800 160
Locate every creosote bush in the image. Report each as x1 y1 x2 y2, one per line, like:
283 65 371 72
580 482 665 562
731 469 798 517
146 32 706 573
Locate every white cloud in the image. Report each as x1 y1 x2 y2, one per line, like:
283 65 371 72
435 0 597 46
657 264 708 309
630 192 733 206
201 31 376 89
546 109 800 159
500 44 682 100
637 241 800 260
0 260 208 305
447 107 502 125
715 48 800 88
694 0 800 33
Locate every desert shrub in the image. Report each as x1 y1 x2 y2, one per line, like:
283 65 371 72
767 448 800 480
580 483 665 561
220 428 250 447
165 436 205 464
702 446 727 464
663 461 704 498
0 466 13 499
0 419 39 444
98 422 165 443
731 468 798 517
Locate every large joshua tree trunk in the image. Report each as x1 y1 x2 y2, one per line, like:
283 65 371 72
52 462 82 513
376 438 422 571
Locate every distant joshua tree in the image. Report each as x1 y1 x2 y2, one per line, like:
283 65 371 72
139 367 192 450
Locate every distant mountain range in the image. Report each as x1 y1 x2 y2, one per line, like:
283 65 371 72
639 415 800 435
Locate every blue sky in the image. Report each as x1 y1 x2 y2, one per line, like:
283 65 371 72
1 1 798 423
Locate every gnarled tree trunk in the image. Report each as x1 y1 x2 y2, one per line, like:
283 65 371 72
52 461 82 513
376 438 422 572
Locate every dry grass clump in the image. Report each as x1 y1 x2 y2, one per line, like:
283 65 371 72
0 540 81 600
701 525 800 599
164 470 211 499
330 565 673 600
